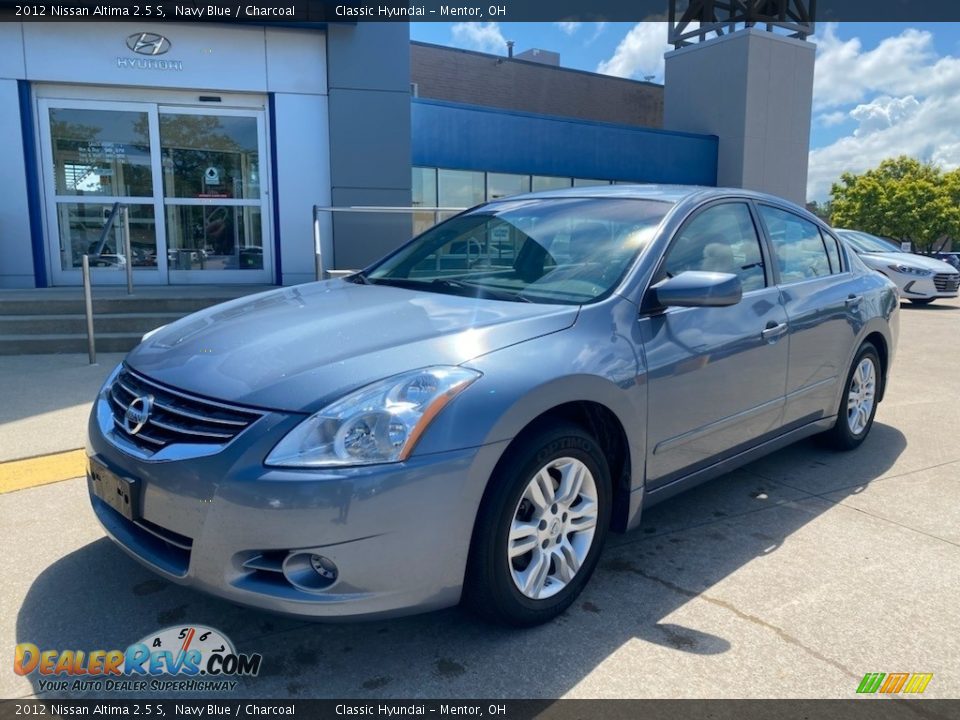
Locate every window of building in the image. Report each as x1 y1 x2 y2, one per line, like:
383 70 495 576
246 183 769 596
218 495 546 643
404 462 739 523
412 167 437 208
487 173 531 201
438 169 485 208
758 205 832 283
531 176 572 192
662 203 767 292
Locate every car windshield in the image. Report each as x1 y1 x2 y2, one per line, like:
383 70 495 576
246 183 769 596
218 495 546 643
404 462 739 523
362 197 672 304
838 230 903 254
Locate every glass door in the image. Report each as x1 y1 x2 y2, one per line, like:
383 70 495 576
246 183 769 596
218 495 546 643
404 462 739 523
159 107 271 284
39 99 167 285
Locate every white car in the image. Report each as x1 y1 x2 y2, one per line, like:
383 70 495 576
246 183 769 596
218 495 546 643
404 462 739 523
835 229 960 305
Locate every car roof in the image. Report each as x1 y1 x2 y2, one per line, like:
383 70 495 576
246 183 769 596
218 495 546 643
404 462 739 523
511 183 806 209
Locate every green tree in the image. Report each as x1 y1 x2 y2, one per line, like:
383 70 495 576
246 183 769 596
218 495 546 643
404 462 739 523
829 156 960 252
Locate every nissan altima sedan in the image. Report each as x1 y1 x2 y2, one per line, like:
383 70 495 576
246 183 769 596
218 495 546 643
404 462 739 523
835 229 960 305
87 186 899 626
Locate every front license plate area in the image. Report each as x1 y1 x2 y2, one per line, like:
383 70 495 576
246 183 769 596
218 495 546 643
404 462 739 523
90 459 141 522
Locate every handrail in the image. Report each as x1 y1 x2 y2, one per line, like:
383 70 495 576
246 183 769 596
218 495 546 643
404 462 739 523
91 202 134 295
311 205 466 281
83 203 135 364
82 255 96 365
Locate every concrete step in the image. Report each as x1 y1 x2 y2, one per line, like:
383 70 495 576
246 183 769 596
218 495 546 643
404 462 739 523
0 285 275 355
0 296 238 316
0 312 182 336
0 332 145 355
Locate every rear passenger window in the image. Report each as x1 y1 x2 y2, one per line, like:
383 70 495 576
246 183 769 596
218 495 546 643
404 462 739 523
662 203 767 292
758 205 832 283
820 229 844 273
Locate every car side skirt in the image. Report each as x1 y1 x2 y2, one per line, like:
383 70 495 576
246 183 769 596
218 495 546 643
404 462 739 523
625 415 836 529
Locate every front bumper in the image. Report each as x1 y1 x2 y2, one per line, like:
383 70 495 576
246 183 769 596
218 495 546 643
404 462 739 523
87 389 508 619
896 274 960 300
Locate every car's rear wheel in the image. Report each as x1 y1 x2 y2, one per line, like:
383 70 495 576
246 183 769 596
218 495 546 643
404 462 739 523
464 423 611 626
909 298 936 305
822 342 881 450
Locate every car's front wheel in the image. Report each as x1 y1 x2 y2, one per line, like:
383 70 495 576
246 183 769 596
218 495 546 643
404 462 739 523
465 423 611 626
822 342 881 450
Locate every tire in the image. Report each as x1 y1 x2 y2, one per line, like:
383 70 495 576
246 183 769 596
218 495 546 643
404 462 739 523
909 298 936 305
464 422 612 626
821 342 881 451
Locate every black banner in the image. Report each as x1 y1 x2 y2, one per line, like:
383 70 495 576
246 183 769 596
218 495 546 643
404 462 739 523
5 0 960 23
2 700 960 720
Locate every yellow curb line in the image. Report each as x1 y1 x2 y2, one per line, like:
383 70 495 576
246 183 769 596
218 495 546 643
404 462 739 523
0 449 87 494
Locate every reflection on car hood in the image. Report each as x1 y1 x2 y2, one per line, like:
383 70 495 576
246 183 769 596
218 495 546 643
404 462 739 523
858 252 959 273
126 279 578 412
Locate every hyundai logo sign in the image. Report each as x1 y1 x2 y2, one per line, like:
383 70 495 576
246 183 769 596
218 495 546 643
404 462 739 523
126 32 171 56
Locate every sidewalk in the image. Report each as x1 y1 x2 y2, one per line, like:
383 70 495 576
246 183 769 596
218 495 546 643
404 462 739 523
0 353 125 463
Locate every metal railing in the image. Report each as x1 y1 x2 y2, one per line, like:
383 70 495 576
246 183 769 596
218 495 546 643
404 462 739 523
312 205 465 281
82 202 134 364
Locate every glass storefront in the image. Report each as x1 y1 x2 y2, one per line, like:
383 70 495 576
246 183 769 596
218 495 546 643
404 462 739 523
40 99 272 285
414 168 629 215
486 173 531 201
438 169 486 208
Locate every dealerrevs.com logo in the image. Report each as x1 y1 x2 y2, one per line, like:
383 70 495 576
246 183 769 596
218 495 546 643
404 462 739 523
14 625 262 693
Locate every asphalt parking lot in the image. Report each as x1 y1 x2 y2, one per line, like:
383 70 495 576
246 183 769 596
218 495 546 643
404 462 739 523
2 297 959 700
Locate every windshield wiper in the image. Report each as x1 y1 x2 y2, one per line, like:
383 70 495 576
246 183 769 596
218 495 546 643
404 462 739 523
345 271 371 284
431 278 532 303
368 276 530 302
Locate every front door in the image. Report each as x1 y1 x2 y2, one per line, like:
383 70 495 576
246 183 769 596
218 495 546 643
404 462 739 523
639 201 789 487
39 98 272 286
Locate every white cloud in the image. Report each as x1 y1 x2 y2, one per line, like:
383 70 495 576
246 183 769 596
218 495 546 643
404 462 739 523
586 22 608 45
817 111 849 127
849 95 920 137
807 25 960 200
451 22 507 54
556 21 581 36
812 23 935 110
808 94 960 200
596 22 671 82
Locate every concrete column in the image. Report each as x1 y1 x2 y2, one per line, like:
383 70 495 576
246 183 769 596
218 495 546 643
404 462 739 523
664 28 815 205
326 23 412 270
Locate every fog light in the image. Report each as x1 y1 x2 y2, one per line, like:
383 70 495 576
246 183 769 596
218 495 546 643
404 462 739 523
282 552 338 592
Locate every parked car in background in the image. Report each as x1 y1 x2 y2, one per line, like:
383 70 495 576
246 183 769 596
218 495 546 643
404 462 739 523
835 229 960 305
932 251 960 271
88 186 899 627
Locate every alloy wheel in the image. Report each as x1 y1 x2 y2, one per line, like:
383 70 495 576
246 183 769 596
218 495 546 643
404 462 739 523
846 357 876 435
508 457 599 600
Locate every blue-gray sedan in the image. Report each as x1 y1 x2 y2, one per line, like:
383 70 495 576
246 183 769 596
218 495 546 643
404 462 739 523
87 185 899 626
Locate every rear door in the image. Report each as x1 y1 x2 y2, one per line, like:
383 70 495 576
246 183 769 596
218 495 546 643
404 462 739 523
756 204 859 427
639 201 789 488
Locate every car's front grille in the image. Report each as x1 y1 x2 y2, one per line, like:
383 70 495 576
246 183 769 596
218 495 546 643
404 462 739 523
934 272 960 293
107 367 263 454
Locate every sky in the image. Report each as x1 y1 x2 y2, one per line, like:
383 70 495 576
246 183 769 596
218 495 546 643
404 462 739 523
411 22 960 202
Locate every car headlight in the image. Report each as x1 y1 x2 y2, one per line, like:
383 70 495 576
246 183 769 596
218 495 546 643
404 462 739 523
265 366 481 468
887 263 931 276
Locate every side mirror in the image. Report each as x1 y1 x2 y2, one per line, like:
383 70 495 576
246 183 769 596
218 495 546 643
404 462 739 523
651 271 743 308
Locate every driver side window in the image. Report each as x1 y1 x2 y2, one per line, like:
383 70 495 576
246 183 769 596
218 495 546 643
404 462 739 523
662 203 767 292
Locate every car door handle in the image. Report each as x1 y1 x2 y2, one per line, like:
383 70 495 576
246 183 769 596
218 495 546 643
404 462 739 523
845 294 862 308
761 322 788 341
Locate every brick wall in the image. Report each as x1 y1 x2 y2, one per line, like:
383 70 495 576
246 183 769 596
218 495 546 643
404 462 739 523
411 42 664 129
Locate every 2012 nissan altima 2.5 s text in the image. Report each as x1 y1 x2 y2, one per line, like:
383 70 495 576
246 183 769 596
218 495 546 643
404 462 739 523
87 185 899 626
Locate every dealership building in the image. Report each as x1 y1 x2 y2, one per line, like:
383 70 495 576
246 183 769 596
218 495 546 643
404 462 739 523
0 21 813 290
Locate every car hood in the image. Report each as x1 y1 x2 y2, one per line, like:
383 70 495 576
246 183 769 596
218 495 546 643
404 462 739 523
858 252 958 273
126 280 578 413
